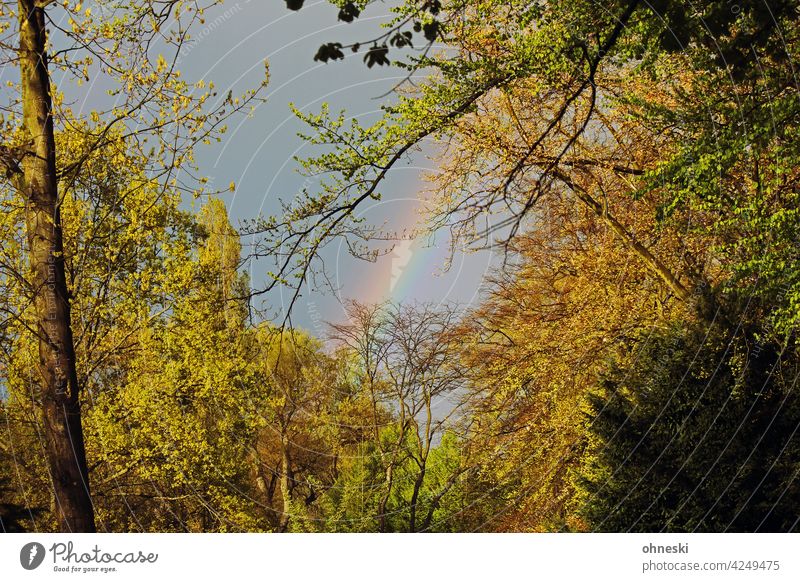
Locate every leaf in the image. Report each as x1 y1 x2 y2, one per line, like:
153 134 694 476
314 42 345 63
422 21 440 42
390 31 414 49
363 44 390 68
337 2 360 23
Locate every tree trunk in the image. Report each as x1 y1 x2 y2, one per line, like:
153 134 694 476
376 462 393 533
17 0 95 532
278 432 291 532
409 469 426 533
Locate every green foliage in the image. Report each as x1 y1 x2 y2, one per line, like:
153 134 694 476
0 404 50 532
578 322 800 532
317 429 468 532
86 199 262 531
2 0 798 534
627 27 800 333
0 132 267 531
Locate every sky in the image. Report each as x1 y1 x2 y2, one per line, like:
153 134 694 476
68 0 504 332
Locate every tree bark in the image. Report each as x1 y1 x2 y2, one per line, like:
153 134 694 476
409 469 425 533
17 0 95 532
278 432 291 532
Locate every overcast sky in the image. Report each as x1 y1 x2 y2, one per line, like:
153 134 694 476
73 0 503 332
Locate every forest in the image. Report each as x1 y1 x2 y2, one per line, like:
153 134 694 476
0 0 798 533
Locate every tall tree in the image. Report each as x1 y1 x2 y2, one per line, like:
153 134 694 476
578 321 800 532
87 199 263 532
329 302 469 531
9 0 95 531
0 0 267 531
249 326 339 532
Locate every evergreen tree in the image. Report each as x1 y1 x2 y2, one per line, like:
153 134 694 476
579 322 800 532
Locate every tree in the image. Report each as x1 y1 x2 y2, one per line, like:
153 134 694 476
256 1 798 534
0 0 267 531
447 187 702 530
328 301 470 531
256 0 796 324
4 0 96 531
0 154 259 531
578 321 800 532
255 1 671 304
249 326 340 532
1 126 199 531
85 199 264 532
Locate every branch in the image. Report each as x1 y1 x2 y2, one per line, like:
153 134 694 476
552 168 692 301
